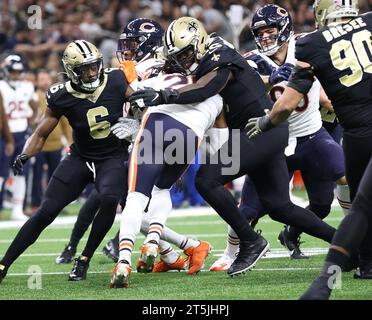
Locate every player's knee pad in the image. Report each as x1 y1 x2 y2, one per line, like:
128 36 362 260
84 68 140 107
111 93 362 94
307 203 331 220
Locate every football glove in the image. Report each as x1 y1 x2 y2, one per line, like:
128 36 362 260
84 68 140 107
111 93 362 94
269 63 294 85
12 153 30 176
245 115 274 139
247 54 275 76
128 88 179 108
110 117 140 142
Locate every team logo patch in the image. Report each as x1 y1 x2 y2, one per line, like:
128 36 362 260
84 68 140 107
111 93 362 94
211 53 220 62
139 22 156 33
187 21 198 33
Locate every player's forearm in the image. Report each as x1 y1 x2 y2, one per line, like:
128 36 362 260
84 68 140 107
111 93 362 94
22 131 47 157
175 68 231 104
269 87 304 126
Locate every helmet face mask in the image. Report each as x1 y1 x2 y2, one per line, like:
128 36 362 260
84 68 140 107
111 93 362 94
167 45 198 75
251 4 293 56
116 18 163 63
62 40 104 93
313 0 359 28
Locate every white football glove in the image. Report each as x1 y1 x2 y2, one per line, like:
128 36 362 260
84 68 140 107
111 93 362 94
111 117 140 141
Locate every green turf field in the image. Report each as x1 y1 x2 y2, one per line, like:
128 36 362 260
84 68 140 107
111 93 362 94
1 200 371 300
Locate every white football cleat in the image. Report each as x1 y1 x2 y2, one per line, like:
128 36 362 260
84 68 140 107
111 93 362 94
209 254 236 272
110 262 131 288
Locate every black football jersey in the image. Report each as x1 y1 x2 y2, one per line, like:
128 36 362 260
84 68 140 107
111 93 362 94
295 12 372 137
196 35 272 129
46 68 129 160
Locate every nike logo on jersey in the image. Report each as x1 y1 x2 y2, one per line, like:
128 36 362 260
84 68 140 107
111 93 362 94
151 93 159 102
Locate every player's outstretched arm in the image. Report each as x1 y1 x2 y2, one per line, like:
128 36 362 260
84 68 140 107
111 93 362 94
245 61 315 139
13 107 59 176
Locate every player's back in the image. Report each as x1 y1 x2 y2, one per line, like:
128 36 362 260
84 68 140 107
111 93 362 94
295 12 372 137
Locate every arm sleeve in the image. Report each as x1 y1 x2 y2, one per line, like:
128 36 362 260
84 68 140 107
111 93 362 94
172 67 231 104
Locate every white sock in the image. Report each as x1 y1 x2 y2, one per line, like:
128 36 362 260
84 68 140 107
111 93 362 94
336 184 351 216
11 175 26 217
159 241 179 264
224 225 240 257
144 186 172 244
119 192 149 265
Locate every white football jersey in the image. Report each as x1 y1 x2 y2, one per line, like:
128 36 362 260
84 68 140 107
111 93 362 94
140 74 223 139
0 80 35 133
249 35 322 139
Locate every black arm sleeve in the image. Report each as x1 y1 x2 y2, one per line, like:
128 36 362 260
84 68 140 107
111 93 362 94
287 66 315 95
172 67 231 104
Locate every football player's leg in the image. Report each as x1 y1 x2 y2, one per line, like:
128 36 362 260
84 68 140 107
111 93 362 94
56 188 100 264
301 157 372 299
81 158 127 261
0 155 89 278
251 153 335 243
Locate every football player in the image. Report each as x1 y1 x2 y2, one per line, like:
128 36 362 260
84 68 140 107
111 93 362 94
210 4 351 271
0 55 38 220
244 0 372 299
129 17 336 277
56 19 212 277
0 40 132 283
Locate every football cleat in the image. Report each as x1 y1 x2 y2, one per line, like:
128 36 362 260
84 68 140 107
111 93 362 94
354 259 372 279
56 244 76 264
299 276 332 300
110 261 131 288
184 241 212 275
153 255 188 272
0 264 7 284
209 254 236 272
278 228 308 259
68 257 89 281
102 239 119 263
227 236 269 277
137 240 159 273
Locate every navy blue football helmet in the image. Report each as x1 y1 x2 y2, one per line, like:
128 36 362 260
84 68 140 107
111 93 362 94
117 18 164 63
3 54 25 74
251 4 293 56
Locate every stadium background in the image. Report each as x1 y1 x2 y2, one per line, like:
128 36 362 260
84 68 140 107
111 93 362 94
0 0 372 301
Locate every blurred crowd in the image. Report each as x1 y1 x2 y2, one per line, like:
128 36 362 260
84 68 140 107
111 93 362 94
1 0 371 80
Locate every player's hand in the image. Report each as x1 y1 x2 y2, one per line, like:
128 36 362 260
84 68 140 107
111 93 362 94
245 114 274 139
269 63 294 85
12 154 30 176
128 88 179 108
110 117 140 141
120 60 138 84
247 53 275 76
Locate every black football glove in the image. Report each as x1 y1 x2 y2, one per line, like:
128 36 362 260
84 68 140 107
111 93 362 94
128 88 179 108
12 154 30 176
245 115 274 139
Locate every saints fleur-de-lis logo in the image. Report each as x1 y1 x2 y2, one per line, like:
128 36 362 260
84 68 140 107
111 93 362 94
211 53 220 62
187 21 198 32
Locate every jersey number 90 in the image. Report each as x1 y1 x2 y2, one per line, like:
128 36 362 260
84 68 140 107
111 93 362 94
330 30 372 87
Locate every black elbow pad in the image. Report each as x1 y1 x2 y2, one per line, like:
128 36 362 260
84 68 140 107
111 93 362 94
287 66 315 95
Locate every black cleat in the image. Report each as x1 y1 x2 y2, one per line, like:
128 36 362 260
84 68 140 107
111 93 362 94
56 244 76 264
299 276 332 300
68 257 89 281
0 264 7 284
227 236 269 277
278 228 308 259
354 259 372 279
102 240 119 263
